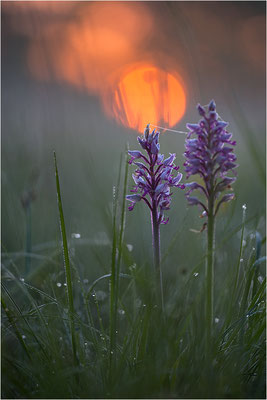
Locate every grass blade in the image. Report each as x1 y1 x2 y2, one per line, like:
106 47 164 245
53 151 78 367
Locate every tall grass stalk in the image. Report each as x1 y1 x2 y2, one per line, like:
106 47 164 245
109 151 129 389
53 151 78 368
109 162 121 388
25 204 32 275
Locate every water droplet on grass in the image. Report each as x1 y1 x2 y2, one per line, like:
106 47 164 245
64 283 67 287
20 278 25 282
129 263 137 272
118 309 125 315
242 204 247 211
126 244 133 252
215 317 219 323
71 233 81 239
193 272 199 277
240 258 243 263
22 335 26 339
56 282 62 287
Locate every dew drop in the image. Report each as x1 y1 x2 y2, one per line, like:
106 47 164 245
193 272 199 277
20 278 25 282
126 244 133 252
64 283 67 287
71 233 81 239
118 309 125 315
215 317 219 323
84 342 88 346
22 335 26 339
59 336 63 341
240 258 243 263
56 282 62 288
242 204 247 211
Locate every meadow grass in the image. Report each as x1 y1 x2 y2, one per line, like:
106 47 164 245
1 146 266 399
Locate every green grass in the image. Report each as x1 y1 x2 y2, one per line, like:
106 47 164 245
1 146 266 399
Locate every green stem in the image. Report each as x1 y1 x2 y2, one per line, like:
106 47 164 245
25 204 32 275
206 193 215 352
151 202 164 313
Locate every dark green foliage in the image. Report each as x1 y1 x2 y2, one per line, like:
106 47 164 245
1 150 266 399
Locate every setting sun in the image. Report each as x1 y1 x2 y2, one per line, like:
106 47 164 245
103 64 186 132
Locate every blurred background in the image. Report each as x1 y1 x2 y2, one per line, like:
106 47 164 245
2 1 266 287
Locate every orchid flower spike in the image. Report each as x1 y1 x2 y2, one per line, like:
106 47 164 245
127 124 184 225
184 100 237 219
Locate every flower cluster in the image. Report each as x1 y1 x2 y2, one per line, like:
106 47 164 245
126 125 184 225
184 100 237 217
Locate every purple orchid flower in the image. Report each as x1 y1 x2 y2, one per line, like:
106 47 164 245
127 124 184 225
184 100 238 349
184 100 237 218
126 124 184 312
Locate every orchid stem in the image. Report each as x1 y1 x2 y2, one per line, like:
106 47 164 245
151 202 164 314
206 193 215 355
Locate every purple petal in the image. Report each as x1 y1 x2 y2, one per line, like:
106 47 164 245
137 137 147 150
186 123 200 131
163 153 176 166
171 172 183 185
151 139 160 155
197 104 206 116
128 150 142 159
208 100 216 111
126 194 142 203
155 183 168 195
157 154 164 163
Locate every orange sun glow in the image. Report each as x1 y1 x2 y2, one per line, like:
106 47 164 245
103 65 186 132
